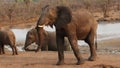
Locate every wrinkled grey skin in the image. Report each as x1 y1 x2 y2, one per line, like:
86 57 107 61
24 28 71 51
0 28 18 55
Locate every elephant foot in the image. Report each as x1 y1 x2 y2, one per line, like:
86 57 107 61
12 53 17 55
16 53 18 55
35 50 39 53
0 53 2 55
88 56 97 61
76 59 85 65
56 61 65 65
0 52 5 54
3 52 5 54
0 53 4 55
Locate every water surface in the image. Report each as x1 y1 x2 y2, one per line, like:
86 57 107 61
7 22 120 51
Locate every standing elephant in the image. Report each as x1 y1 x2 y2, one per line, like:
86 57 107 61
35 5 98 65
24 28 71 51
0 28 18 55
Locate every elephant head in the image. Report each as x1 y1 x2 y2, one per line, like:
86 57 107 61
35 5 72 52
36 5 72 28
24 28 38 51
24 28 48 51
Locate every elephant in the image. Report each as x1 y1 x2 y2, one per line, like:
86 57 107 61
24 28 71 51
0 28 18 55
35 5 98 65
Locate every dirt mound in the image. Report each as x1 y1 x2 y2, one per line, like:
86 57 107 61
93 64 119 68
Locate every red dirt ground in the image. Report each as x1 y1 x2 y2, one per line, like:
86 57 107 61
0 51 120 68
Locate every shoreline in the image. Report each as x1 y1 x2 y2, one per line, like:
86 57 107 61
4 37 120 55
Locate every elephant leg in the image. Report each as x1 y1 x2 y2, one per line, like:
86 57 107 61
68 35 84 65
44 40 48 51
44 44 48 51
0 45 2 54
64 38 71 51
56 36 65 65
10 45 15 55
85 31 97 61
1 44 5 54
41 44 48 51
13 46 18 55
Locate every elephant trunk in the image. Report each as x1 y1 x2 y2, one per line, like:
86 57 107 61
24 38 34 51
35 27 45 52
24 41 29 51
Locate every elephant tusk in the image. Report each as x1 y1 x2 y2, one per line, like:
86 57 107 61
38 25 45 28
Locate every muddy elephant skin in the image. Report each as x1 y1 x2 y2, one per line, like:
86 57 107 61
24 28 71 51
0 28 18 55
36 5 98 65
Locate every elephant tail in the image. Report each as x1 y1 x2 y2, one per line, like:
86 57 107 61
95 35 97 50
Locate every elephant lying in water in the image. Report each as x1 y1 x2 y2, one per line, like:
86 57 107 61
24 28 71 51
0 28 18 55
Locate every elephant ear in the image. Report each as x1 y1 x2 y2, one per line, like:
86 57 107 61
54 6 72 28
